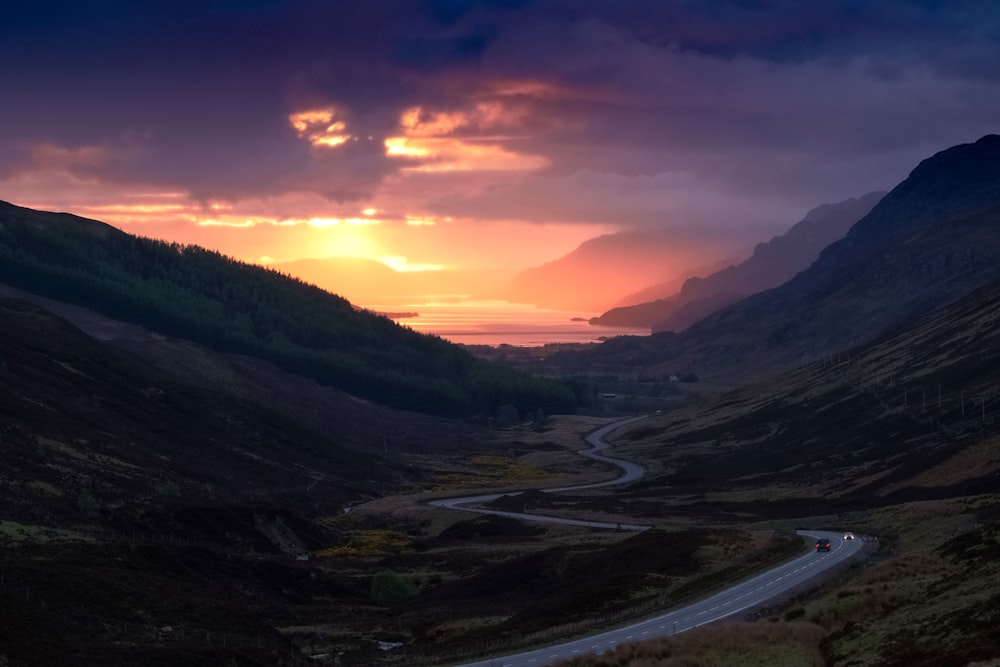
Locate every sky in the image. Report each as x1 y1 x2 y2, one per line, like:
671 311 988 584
2 0 999 303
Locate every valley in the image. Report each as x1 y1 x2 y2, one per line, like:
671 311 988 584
2 134 1000 667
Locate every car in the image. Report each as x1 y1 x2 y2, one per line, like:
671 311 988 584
816 538 831 552
843 532 855 540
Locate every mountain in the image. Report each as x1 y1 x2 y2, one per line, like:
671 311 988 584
0 295 403 509
499 229 743 312
556 135 1000 381
610 257 741 308
0 199 577 417
665 134 1000 380
591 192 885 329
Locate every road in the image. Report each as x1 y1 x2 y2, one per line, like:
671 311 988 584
428 416 649 530
429 418 866 667
451 530 864 667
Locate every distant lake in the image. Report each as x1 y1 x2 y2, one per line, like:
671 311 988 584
363 299 649 347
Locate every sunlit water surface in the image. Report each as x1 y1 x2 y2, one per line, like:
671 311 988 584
364 299 649 347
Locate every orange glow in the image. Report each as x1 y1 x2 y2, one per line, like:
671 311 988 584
403 138 549 172
385 104 546 172
85 203 187 214
288 108 351 148
313 134 349 147
385 137 430 157
298 217 377 227
323 228 379 258
400 107 469 136
196 218 258 228
385 135 548 171
380 256 443 272
289 109 334 133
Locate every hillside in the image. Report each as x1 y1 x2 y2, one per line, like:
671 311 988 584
500 229 746 312
606 257 739 309
592 192 884 330
672 135 1000 381
580 273 1000 666
0 200 577 417
556 136 1000 383
0 292 510 665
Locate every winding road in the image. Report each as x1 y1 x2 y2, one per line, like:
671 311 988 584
429 416 648 530
429 417 866 667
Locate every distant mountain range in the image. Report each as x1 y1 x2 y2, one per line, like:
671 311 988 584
499 229 751 312
591 191 885 330
609 257 743 309
555 135 1000 382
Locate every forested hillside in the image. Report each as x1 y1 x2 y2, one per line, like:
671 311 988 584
0 200 578 417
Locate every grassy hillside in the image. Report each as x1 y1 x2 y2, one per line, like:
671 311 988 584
0 200 578 418
573 276 1000 666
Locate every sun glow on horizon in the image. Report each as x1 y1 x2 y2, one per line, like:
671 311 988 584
379 256 443 272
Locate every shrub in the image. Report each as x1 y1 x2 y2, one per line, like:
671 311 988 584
370 571 414 605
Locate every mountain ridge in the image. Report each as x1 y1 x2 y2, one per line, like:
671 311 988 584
500 228 752 312
656 135 1000 379
0 198 578 417
591 192 885 330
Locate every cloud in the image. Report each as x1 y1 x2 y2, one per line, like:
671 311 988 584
2 0 999 240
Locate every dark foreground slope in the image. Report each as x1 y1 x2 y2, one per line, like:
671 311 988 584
0 199 577 417
0 296 802 667
0 294 498 666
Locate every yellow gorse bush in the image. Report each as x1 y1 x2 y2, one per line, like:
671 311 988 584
313 529 413 559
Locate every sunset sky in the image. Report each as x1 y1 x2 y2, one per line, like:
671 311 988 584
2 1 999 305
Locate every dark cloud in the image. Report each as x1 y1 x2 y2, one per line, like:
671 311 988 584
1 0 999 224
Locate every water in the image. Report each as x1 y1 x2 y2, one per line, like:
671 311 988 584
364 299 649 347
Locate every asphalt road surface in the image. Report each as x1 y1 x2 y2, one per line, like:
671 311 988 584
429 418 866 667
451 530 864 667
428 416 649 530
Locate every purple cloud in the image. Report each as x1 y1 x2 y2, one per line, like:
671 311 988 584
1 0 998 235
